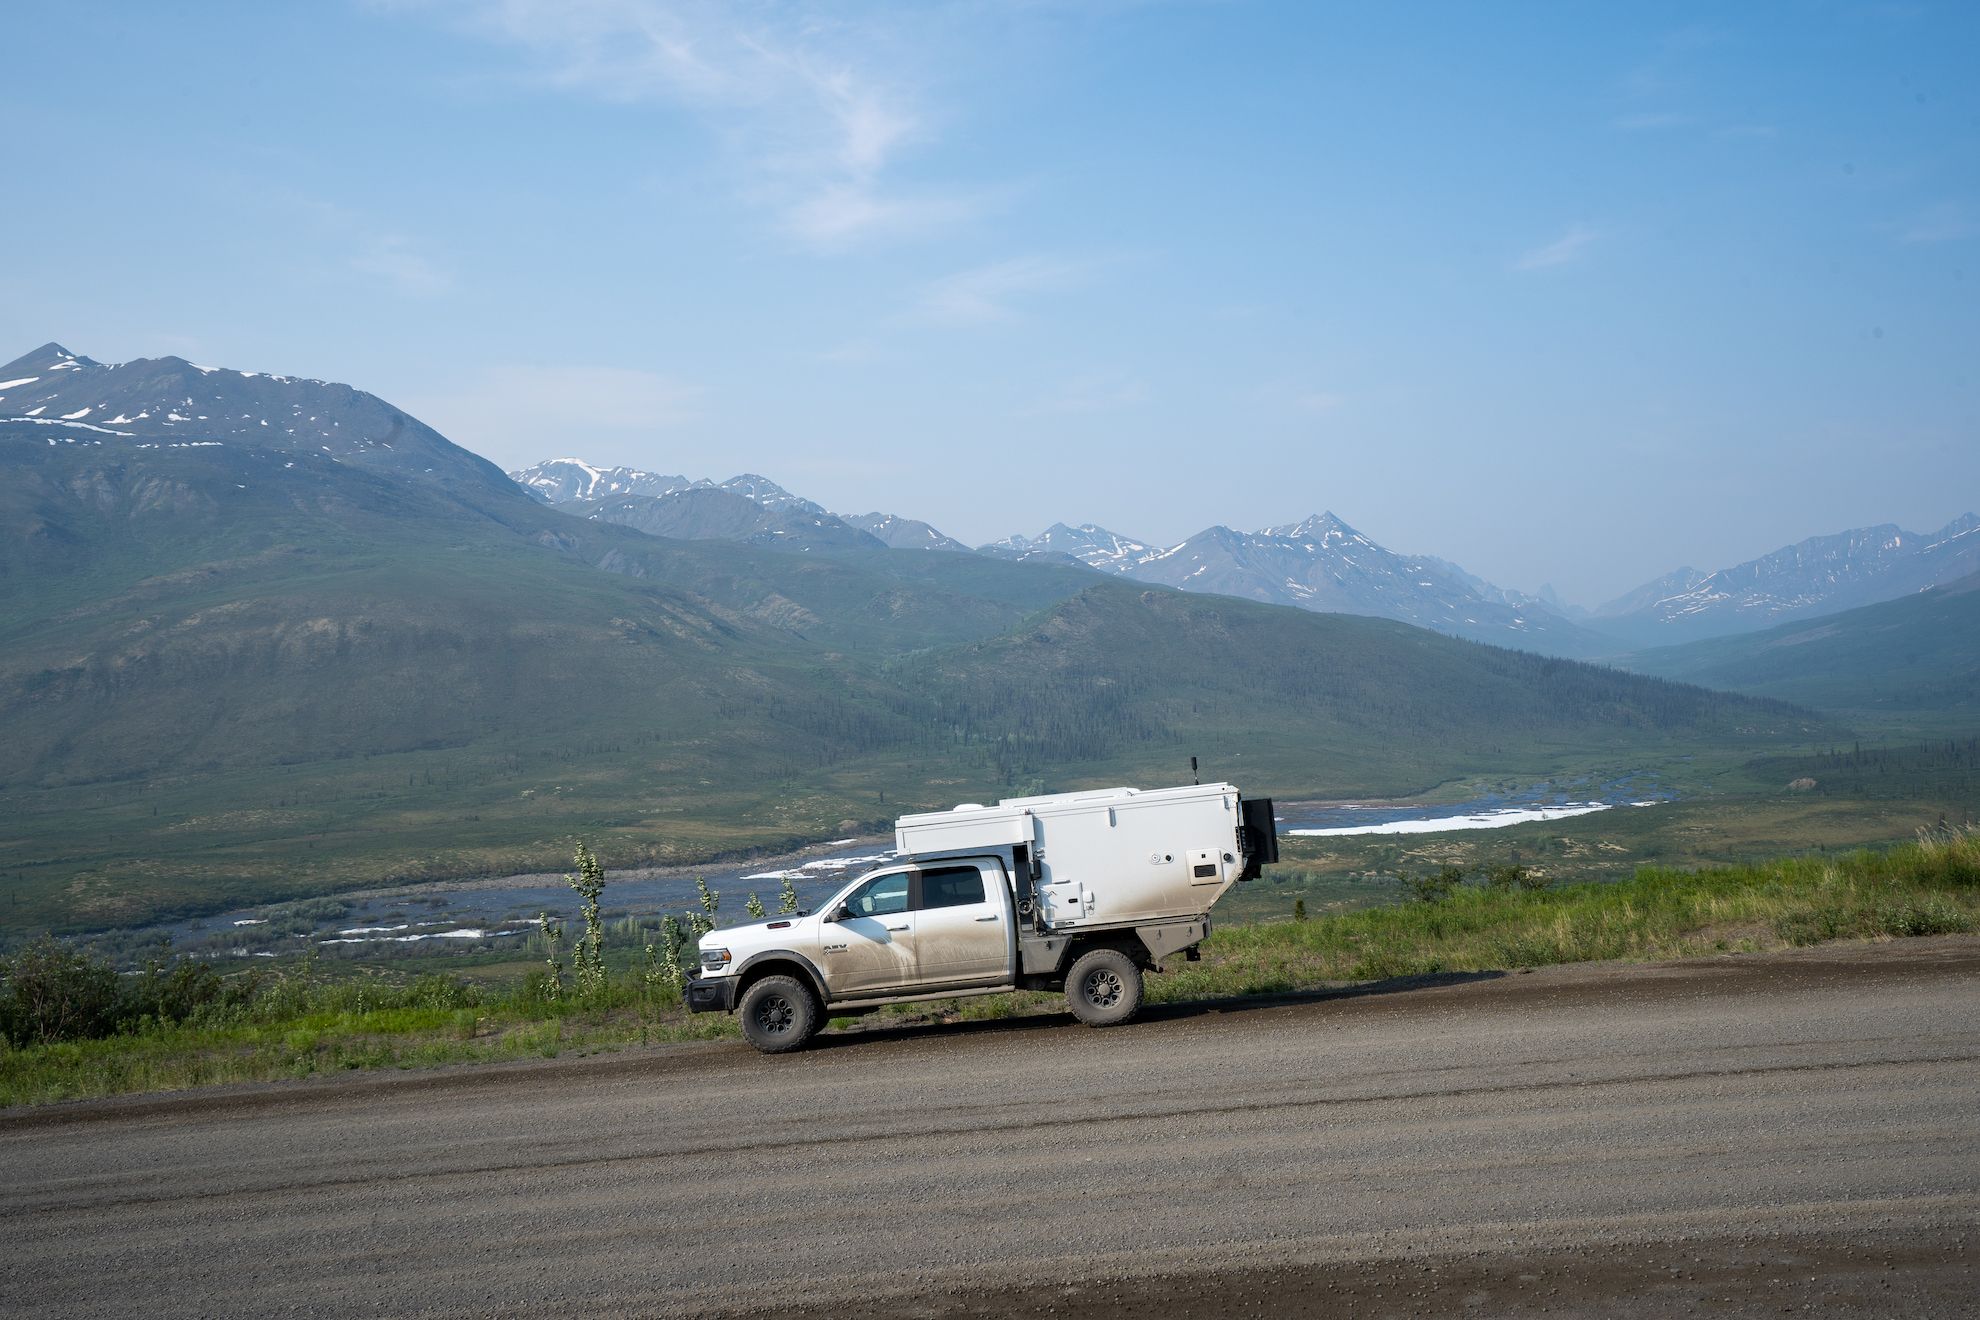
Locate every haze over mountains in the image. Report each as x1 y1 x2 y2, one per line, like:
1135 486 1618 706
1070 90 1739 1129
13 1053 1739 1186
2 342 1832 930
508 455 1977 658
1589 516 1980 645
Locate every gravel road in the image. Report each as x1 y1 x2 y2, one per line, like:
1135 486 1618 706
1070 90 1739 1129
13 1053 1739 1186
4 937 1976 1317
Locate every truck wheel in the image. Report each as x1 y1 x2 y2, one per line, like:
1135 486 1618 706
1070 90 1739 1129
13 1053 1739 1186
1065 948 1143 1027
738 975 820 1054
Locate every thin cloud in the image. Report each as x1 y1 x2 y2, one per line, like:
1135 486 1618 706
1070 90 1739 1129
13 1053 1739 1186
1291 389 1343 414
399 0 973 248
1898 203 1973 245
912 254 1092 326
1514 224 1598 271
1613 111 1690 132
404 363 702 466
1021 369 1148 416
348 235 450 295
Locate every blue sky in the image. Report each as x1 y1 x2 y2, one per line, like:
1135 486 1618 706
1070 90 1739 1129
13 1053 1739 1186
3 1 1974 604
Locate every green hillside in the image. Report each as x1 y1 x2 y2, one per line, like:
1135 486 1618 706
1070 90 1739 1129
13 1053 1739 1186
1 359 1832 936
896 584 1823 797
1624 571 1980 717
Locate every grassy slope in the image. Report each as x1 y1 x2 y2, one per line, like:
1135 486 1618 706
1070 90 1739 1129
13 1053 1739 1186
1622 570 1980 718
0 444 1831 934
5 829 1974 1107
897 582 1829 797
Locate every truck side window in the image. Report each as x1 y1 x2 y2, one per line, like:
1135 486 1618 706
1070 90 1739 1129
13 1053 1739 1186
918 866 986 910
845 872 910 918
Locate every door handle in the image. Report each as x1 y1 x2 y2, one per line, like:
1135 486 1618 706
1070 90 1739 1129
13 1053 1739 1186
885 922 910 932
973 914 999 922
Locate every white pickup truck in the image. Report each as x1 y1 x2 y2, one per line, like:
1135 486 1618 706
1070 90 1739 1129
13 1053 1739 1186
686 782 1277 1052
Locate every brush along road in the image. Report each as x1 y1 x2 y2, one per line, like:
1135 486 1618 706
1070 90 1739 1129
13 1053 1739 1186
4 938 1977 1318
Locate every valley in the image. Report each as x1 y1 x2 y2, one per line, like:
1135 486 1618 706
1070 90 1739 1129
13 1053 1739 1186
1 341 1973 963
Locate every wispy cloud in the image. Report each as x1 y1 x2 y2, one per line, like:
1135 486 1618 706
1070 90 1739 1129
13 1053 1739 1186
1021 369 1148 416
1898 202 1974 245
399 0 973 248
348 235 451 295
1613 111 1690 132
1513 224 1598 271
912 254 1093 326
404 363 702 465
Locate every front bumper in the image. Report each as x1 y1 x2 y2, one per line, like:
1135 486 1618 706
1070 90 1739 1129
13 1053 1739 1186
685 975 738 1014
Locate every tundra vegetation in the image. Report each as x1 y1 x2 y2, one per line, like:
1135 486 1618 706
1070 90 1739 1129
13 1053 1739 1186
2 829 1977 1107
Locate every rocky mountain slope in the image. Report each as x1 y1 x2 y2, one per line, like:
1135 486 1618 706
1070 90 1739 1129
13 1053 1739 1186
1596 516 1980 644
976 512 1613 656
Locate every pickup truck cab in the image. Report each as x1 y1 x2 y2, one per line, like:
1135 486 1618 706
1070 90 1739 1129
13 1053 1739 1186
687 783 1276 1052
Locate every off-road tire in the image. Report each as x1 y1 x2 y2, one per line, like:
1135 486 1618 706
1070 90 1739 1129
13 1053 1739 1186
1064 947 1143 1027
738 975 820 1054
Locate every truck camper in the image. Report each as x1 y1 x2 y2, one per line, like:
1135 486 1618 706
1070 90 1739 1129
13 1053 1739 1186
687 782 1277 1052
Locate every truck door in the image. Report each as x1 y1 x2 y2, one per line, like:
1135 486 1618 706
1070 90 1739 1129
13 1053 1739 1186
820 869 915 996
911 862 1010 986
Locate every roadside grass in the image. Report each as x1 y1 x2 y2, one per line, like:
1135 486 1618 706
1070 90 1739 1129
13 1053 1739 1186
4 830 1976 1107
0 976 739 1109
1153 827 1980 1001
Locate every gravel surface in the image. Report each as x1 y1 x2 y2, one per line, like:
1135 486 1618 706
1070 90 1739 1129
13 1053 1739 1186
4 937 1976 1317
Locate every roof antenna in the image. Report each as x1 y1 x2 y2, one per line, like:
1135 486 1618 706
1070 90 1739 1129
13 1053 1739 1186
1190 755 1199 786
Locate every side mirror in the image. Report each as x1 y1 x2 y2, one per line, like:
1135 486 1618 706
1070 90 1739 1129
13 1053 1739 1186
827 903 849 923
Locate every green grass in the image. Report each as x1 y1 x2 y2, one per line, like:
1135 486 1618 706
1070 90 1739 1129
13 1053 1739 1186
6 829 1975 1108
1157 827 1979 999
0 967 740 1108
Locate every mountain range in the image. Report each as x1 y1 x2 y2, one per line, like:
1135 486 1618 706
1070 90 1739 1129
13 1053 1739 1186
1 342 1824 932
1589 516 1980 645
1624 568 1980 714
508 457 1977 658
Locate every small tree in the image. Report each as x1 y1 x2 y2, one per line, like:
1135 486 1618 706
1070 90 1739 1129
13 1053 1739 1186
565 842 607 997
657 914 686 990
1399 864 1466 903
1292 897 1307 922
540 912 565 1002
745 892 767 919
777 875 801 915
687 876 720 940
1487 863 1549 892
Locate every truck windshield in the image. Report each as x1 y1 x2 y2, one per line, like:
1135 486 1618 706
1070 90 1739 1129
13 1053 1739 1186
843 872 909 917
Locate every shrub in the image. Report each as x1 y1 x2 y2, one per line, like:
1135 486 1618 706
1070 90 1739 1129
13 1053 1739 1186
0 936 124 1046
1487 863 1550 892
1399 865 1466 903
127 957 228 1026
1874 898 1969 938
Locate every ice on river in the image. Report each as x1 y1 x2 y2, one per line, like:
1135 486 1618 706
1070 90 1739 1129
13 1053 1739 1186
1286 801 1654 837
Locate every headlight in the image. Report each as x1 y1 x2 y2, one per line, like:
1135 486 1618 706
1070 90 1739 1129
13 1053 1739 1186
700 948 732 969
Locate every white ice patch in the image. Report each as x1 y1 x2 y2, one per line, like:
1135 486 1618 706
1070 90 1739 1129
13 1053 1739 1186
2 417 135 436
0 376 39 390
320 928 514 945
59 407 92 419
233 918 268 927
1288 802 1622 837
